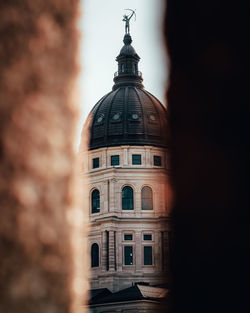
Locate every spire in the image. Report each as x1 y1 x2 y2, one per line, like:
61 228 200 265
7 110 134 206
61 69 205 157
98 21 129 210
113 12 143 90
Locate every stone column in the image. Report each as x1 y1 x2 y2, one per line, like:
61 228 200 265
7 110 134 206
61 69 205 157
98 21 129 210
108 230 115 271
156 182 165 215
135 185 140 214
123 146 129 166
135 231 142 271
102 148 107 169
116 231 123 271
101 231 107 272
109 178 117 212
154 232 160 270
145 146 151 168
103 180 109 213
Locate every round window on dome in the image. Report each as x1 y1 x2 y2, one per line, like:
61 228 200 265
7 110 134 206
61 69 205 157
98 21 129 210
132 113 139 120
96 114 104 123
113 113 120 120
149 114 157 123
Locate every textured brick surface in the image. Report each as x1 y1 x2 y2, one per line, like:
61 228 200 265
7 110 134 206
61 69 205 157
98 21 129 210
0 1 88 312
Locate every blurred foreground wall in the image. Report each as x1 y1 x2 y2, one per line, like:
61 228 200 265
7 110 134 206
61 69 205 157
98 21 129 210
165 0 250 312
0 1 88 313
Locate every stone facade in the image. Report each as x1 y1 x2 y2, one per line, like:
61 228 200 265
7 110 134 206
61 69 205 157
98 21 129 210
80 27 171 312
81 145 171 292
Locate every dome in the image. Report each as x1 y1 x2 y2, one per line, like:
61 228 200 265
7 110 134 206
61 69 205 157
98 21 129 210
85 33 168 150
87 86 167 150
120 44 136 56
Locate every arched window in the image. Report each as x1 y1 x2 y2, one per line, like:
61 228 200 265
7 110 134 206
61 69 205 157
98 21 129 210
141 186 153 210
122 186 134 210
91 189 100 213
91 243 99 267
121 63 125 72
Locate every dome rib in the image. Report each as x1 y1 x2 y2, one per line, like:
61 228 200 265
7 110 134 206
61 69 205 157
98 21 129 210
134 87 146 141
89 91 113 141
104 88 121 143
143 89 163 136
143 89 167 138
123 87 129 138
91 91 112 117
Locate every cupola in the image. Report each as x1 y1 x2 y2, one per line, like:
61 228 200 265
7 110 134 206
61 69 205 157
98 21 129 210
113 34 143 90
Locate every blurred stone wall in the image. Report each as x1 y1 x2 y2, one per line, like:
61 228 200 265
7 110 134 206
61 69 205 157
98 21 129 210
0 1 88 313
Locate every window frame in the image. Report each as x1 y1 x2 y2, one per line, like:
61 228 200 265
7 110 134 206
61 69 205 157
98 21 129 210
111 155 120 166
122 186 134 210
132 154 142 165
92 157 100 169
91 189 100 214
143 234 152 241
153 155 162 166
91 243 99 268
143 245 153 266
141 186 153 210
124 245 134 266
124 234 133 241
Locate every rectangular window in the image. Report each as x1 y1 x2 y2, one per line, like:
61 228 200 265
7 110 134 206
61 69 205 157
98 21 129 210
144 246 153 265
124 234 133 241
124 246 133 265
92 157 99 169
111 155 120 166
132 154 141 165
143 234 152 241
154 155 162 166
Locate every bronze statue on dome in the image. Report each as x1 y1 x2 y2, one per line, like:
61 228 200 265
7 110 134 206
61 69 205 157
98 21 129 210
123 9 136 34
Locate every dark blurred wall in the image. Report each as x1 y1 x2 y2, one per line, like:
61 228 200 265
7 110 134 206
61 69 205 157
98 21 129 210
165 0 250 312
0 1 88 313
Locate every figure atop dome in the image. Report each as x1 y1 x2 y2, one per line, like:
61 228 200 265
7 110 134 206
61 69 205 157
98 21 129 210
122 9 136 34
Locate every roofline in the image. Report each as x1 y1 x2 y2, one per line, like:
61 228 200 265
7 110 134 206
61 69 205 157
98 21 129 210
88 299 163 308
89 142 168 151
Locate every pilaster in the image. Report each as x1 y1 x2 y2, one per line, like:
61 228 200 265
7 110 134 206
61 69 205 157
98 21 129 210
109 178 117 211
109 230 115 271
145 146 151 168
154 232 160 270
103 180 109 213
117 231 123 271
135 231 142 271
101 231 107 272
102 148 107 168
123 146 129 166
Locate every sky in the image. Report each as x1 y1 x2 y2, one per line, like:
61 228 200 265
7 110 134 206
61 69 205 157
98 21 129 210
76 0 167 147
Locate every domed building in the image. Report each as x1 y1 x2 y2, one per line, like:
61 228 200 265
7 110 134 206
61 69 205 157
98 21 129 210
80 26 172 312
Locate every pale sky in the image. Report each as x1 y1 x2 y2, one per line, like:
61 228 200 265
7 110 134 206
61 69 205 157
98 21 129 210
76 0 167 147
